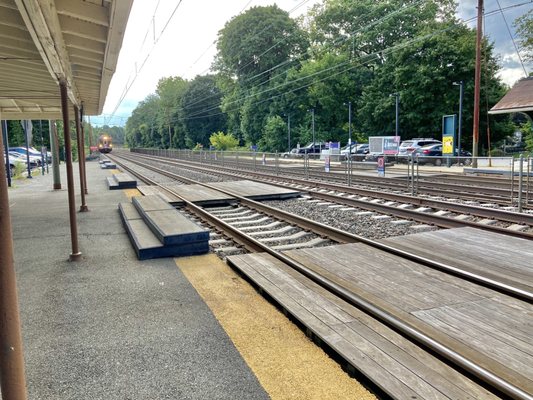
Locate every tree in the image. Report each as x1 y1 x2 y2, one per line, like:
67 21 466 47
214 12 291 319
259 115 287 152
182 75 227 147
357 22 510 151
523 121 533 152
215 5 308 82
308 0 455 62
209 131 239 150
125 94 160 148
515 10 533 62
156 76 188 148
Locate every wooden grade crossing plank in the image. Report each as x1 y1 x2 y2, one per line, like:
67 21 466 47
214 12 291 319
209 180 302 200
379 227 533 294
136 186 183 205
227 252 498 400
118 203 208 260
283 244 533 395
132 195 209 245
162 183 235 206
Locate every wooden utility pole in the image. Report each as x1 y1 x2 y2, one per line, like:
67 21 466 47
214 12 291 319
472 0 483 167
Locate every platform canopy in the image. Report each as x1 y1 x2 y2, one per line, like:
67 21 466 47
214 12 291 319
0 0 133 120
488 76 533 119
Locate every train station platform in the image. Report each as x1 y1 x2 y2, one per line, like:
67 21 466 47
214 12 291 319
6 159 375 399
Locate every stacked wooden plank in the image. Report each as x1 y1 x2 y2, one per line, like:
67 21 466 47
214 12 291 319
107 173 137 190
119 195 209 260
99 159 117 169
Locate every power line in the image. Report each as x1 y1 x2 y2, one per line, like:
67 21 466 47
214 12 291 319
105 0 184 125
494 0 529 77
178 1 533 124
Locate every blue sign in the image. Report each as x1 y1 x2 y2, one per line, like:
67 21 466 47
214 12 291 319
442 115 456 156
250 145 258 152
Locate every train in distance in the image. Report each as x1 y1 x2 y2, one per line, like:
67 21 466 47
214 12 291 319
97 134 113 153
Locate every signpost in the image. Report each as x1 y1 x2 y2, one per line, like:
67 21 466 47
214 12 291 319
442 115 456 167
377 156 385 177
325 155 330 172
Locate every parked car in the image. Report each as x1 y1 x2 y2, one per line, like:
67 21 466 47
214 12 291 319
341 143 369 160
413 144 472 166
8 151 39 168
4 154 24 176
398 138 442 158
503 141 526 154
9 147 42 166
282 143 325 158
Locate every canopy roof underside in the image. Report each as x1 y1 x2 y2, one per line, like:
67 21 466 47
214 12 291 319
489 77 533 115
0 0 132 120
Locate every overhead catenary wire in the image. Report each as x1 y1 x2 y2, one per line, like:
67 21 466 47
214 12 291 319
494 0 529 77
105 0 184 125
176 1 533 124
182 0 431 114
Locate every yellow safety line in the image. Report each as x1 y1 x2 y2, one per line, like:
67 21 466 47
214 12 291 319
176 254 375 400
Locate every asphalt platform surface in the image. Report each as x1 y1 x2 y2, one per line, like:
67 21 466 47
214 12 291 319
7 160 269 399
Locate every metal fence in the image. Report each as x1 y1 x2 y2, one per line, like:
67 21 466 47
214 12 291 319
131 148 532 211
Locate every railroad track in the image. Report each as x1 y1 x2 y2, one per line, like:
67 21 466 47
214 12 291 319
107 152 533 400
132 148 531 207
113 151 533 238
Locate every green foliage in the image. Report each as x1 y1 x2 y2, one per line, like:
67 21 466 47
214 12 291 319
124 0 513 154
182 75 227 147
523 121 533 152
209 131 239 150
515 10 533 62
259 115 288 152
215 5 308 82
7 121 25 146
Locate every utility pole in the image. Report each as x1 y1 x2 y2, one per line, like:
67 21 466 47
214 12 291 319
453 81 464 156
472 0 483 167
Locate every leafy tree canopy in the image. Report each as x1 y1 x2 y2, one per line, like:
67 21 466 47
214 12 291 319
215 5 308 82
515 10 533 62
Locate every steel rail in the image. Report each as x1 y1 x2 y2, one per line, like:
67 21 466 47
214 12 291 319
111 153 533 400
125 151 533 226
110 152 533 303
187 154 524 199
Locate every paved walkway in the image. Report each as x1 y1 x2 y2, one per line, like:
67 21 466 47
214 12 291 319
8 160 268 399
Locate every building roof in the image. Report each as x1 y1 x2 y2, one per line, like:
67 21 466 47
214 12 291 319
0 0 133 119
489 77 533 115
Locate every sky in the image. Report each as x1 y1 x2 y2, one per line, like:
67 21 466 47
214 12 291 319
92 0 533 127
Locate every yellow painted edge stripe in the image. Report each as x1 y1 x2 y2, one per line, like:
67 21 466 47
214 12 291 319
176 254 375 400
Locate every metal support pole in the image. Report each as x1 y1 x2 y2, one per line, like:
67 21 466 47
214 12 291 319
416 154 420 195
518 155 523 213
510 158 515 206
527 157 531 205
287 114 291 152
407 155 411 190
308 108 315 149
60 80 82 261
472 0 483 167
457 82 463 156
395 95 399 138
411 155 415 196
275 153 279 176
49 121 61 190
3 120 11 187
23 121 32 179
80 108 88 195
0 115 28 400
39 120 45 175
74 106 88 212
